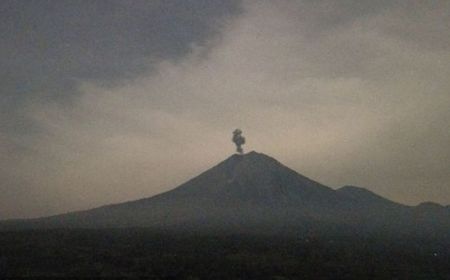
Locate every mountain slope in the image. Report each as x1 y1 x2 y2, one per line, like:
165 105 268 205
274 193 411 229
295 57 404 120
1 152 449 237
4 152 338 229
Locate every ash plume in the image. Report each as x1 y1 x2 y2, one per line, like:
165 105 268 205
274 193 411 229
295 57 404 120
232 129 246 154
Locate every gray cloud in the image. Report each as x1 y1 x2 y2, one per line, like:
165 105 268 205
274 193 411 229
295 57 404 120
1 0 450 219
0 0 241 135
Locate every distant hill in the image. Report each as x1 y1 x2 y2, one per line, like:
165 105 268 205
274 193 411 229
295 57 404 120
1 151 449 238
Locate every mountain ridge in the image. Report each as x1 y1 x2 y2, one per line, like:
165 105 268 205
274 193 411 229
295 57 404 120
1 151 448 237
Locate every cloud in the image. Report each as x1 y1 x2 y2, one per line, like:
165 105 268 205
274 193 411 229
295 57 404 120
1 0 450 218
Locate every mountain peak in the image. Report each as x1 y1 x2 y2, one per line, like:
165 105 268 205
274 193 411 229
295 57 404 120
222 151 281 169
416 202 445 210
166 150 335 206
225 151 278 163
336 185 400 207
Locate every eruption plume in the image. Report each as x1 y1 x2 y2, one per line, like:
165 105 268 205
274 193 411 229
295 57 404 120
232 129 246 154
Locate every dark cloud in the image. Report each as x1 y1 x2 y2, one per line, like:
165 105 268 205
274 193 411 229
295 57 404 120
0 0 241 103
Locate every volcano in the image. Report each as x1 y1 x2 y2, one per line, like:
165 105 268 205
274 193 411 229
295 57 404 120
1 151 449 236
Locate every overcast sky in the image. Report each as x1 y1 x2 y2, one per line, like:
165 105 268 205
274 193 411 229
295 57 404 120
1 0 449 219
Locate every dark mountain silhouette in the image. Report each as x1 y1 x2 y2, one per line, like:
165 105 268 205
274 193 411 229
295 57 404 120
1 151 449 237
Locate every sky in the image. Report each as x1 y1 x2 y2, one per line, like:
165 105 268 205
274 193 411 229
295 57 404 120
1 0 449 219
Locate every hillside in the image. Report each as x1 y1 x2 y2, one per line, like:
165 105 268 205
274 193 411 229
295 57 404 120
1 152 449 237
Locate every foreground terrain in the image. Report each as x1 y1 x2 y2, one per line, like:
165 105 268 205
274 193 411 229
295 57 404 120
1 229 449 278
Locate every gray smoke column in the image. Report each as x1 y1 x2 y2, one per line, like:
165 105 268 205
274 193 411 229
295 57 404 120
232 129 246 154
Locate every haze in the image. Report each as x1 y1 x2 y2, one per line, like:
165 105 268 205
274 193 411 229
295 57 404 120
1 0 449 219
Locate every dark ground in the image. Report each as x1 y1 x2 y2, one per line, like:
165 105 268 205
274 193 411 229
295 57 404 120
0 228 449 279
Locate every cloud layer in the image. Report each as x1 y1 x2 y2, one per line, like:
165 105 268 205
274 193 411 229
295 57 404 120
2 0 450 218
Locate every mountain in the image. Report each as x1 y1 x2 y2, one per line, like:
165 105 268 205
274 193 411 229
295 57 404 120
1 151 449 237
